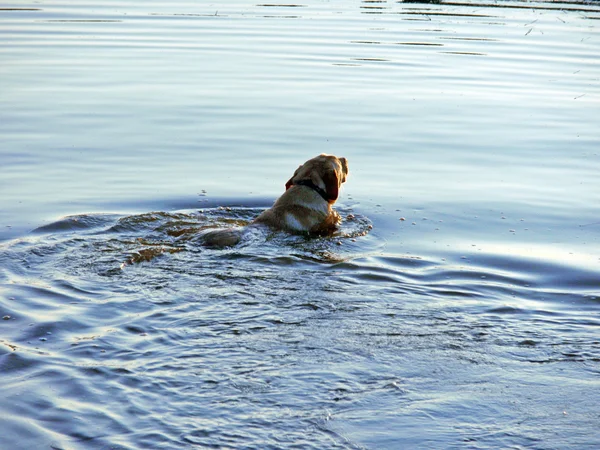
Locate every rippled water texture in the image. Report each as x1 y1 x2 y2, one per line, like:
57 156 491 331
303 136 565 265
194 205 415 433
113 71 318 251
1 1 600 449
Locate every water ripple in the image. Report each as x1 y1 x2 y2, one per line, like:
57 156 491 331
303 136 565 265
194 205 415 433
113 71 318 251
1 0 599 448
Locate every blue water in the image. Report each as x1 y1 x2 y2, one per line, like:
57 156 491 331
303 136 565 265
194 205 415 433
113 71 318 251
1 1 599 449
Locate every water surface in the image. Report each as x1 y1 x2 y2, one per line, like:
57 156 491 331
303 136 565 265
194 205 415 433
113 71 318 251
1 1 599 449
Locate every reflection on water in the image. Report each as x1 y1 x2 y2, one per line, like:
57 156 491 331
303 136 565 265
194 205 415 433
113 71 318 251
1 0 599 448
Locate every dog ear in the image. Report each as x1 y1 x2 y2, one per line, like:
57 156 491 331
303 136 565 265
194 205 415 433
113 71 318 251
321 169 339 202
339 157 348 183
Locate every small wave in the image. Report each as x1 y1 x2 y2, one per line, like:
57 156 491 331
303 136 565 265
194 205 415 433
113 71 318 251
33 214 119 234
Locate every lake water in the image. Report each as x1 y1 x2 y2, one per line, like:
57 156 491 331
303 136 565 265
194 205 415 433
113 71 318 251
1 1 599 448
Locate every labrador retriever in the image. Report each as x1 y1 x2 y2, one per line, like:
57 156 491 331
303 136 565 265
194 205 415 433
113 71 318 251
202 154 349 248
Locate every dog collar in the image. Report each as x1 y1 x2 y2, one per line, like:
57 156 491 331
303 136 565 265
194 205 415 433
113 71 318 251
295 179 330 202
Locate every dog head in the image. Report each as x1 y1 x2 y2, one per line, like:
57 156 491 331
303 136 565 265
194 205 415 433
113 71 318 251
285 154 349 203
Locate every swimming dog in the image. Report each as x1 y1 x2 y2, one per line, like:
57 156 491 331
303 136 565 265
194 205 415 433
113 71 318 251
202 154 349 248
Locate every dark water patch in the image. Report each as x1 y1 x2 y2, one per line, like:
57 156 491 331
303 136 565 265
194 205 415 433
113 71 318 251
396 41 444 46
0 350 43 374
33 214 118 234
0 8 43 11
440 36 499 41
485 305 551 315
441 51 487 55
352 57 390 61
399 11 498 18
107 211 202 234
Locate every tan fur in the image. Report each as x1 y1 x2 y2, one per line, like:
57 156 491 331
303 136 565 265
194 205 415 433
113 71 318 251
202 154 349 248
